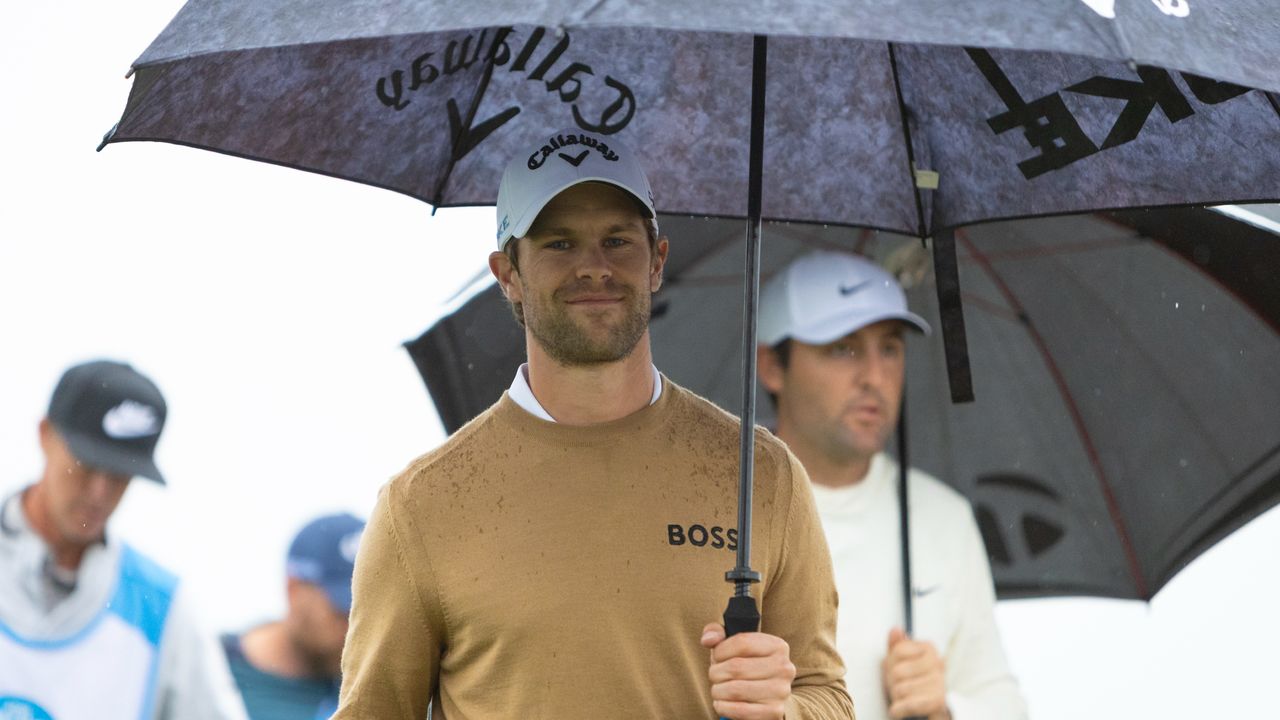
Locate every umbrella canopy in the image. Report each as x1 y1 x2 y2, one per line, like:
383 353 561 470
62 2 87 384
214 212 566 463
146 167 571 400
406 207 1280 601
104 1 1280 236
103 0 1280 617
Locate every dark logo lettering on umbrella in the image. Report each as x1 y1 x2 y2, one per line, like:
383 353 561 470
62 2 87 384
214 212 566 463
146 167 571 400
374 26 637 167
968 49 1251 179
972 473 1066 568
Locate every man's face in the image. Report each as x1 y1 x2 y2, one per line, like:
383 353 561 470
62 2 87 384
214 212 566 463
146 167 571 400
286 579 350 678
35 421 132 547
491 182 668 366
764 320 907 464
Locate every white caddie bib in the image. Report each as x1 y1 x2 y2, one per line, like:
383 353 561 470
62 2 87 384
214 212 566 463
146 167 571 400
0 545 176 720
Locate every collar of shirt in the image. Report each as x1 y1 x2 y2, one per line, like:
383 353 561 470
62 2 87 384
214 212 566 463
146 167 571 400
1 489 107 609
1 490 27 537
808 452 895 518
507 363 663 422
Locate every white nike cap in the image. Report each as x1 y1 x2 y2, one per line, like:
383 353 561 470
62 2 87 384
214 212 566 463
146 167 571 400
495 128 656 250
758 251 931 345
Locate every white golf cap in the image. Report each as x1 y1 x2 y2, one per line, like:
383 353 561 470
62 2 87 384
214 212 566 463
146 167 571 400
495 128 656 250
758 251 931 345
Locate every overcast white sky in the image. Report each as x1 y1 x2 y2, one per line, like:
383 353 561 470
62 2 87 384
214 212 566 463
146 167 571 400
2 3 1277 719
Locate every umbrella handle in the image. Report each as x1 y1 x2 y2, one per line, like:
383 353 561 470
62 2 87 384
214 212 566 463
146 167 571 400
716 595 761 720
723 594 760 637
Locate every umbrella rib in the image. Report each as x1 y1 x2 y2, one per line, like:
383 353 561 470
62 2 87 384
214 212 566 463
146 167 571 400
957 229 1151 599
957 290 1021 325
965 236 1136 263
886 43 928 239
430 46 499 209
564 0 609 26
1162 440 1280 564
1096 210 1280 339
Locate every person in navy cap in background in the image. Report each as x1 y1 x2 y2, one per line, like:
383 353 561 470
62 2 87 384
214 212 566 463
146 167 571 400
0 359 248 719
223 512 366 719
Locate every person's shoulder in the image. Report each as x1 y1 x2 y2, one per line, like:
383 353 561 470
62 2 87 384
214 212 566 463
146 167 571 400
902 463 978 524
388 397 510 493
663 379 738 426
112 543 192 647
118 542 180 589
220 631 246 663
664 379 787 448
663 379 796 479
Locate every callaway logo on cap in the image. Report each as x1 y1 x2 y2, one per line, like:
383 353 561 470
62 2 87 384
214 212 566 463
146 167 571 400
494 127 656 250
525 131 621 170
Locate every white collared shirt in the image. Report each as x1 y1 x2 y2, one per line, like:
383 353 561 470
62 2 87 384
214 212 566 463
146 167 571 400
507 363 663 421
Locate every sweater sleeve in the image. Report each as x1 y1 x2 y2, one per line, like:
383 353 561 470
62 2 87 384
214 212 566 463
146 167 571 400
764 450 854 720
942 505 1028 720
334 480 443 719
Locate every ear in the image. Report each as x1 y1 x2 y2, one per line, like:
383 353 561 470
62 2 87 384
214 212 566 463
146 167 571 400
37 418 53 451
489 248 523 303
756 344 786 395
36 419 55 478
285 577 305 611
650 235 670 293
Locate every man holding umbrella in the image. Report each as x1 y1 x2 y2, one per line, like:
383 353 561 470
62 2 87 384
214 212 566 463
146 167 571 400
335 130 852 720
756 252 1026 720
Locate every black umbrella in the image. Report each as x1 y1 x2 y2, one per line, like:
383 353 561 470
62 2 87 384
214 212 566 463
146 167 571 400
407 206 1280 601
102 0 1280 638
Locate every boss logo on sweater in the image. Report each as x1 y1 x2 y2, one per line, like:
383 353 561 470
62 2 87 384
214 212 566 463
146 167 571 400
667 524 738 552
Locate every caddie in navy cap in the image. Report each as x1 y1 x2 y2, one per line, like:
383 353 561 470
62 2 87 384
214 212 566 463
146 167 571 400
46 358 168 484
221 513 366 711
286 513 366 615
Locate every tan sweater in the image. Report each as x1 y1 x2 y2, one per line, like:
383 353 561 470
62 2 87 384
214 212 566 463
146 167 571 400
335 378 852 719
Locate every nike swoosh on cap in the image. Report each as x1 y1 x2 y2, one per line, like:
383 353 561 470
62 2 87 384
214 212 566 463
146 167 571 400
102 400 160 439
838 280 871 296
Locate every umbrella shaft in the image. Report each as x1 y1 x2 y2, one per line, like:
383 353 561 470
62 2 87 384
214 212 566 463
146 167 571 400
729 34 769 593
897 386 914 636
734 211 762 591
